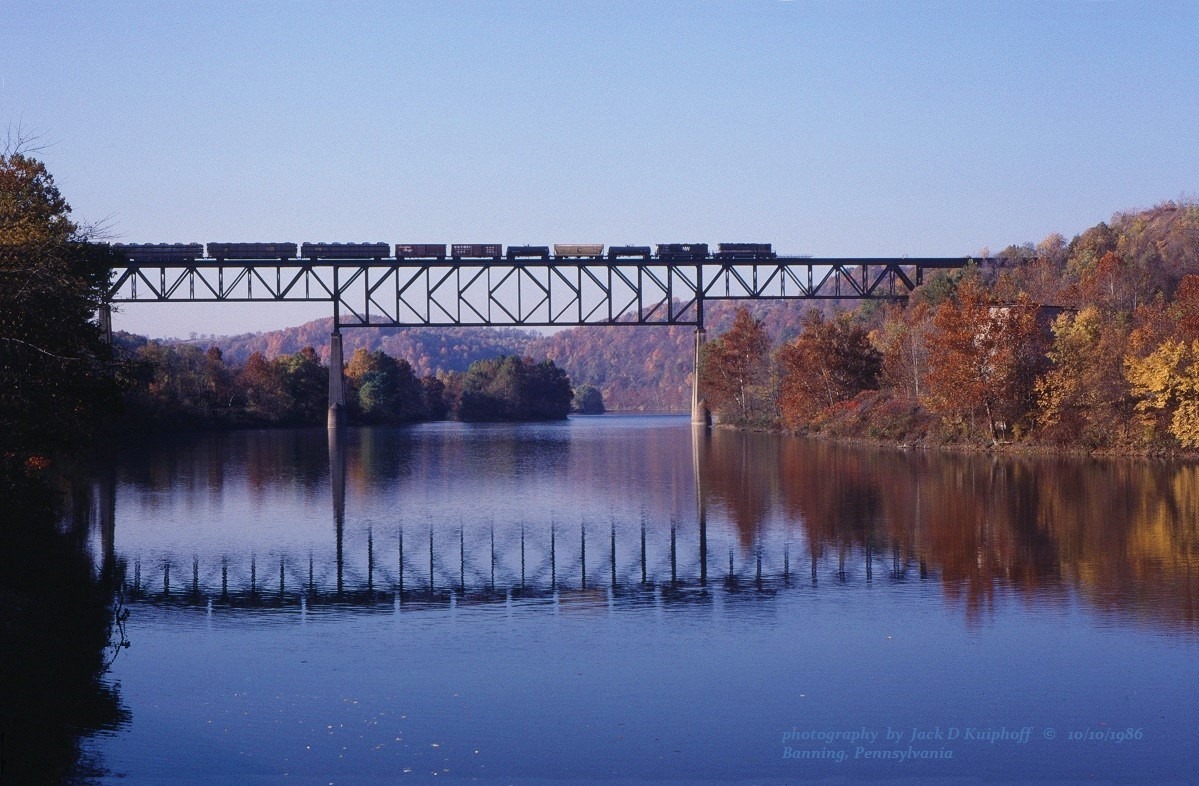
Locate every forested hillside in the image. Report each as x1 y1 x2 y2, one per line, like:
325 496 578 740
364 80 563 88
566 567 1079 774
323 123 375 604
192 301 817 412
700 201 1199 454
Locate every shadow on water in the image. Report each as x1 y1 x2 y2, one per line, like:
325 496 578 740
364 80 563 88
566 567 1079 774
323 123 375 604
0 474 129 784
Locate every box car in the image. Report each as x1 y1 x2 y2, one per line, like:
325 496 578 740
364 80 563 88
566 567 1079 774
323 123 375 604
656 243 709 259
114 243 203 263
715 243 774 260
553 244 604 258
395 244 447 259
451 244 502 259
507 245 550 260
207 243 298 260
607 245 652 259
300 243 389 259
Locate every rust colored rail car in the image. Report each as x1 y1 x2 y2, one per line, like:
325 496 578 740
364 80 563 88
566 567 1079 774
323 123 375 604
207 242 298 259
115 243 203 263
300 243 389 259
395 244 447 259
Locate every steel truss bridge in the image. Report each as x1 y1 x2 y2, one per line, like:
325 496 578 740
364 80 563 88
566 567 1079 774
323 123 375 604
102 248 977 426
105 253 975 329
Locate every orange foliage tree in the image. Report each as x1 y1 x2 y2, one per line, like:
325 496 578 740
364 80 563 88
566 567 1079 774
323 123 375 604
924 280 1047 440
700 307 773 426
776 310 881 429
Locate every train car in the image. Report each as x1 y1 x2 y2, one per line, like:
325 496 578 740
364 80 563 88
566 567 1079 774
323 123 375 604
715 243 774 260
553 244 604 258
207 242 298 260
506 245 550 260
395 244 447 259
114 243 203 263
300 243 389 259
607 245 652 259
451 244 503 259
656 243 709 259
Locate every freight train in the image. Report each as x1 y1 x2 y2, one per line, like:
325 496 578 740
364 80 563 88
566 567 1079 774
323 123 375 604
113 242 776 263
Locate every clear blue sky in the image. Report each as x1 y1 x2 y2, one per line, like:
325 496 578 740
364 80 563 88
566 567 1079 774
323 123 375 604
4 1 1197 337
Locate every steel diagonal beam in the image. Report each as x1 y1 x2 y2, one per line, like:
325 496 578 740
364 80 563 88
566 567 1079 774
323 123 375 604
520 267 550 322
458 266 490 324
397 266 431 324
488 268 521 324
367 268 397 324
162 267 195 300
610 266 640 322
134 269 163 299
428 266 460 324
105 268 134 299
756 265 784 295
250 267 281 299
580 265 610 323
780 265 810 296
550 265 581 323
190 267 220 300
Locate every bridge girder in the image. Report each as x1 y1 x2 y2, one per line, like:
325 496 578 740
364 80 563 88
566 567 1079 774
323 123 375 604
105 256 975 328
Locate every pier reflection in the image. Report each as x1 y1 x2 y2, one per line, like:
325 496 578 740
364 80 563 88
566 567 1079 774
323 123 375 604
88 420 1196 630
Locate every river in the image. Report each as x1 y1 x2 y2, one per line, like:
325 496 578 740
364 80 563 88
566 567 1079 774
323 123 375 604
14 415 1199 782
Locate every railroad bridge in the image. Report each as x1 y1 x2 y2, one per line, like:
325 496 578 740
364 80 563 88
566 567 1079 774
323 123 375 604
103 242 978 426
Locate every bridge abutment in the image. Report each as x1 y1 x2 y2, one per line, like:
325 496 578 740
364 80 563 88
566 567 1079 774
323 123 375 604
327 331 346 429
691 328 710 427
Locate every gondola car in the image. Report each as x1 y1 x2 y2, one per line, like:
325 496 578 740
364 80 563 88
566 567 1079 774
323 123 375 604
300 242 389 259
114 243 203 263
715 243 774 260
553 244 604 258
451 244 503 259
207 243 298 260
395 244 447 259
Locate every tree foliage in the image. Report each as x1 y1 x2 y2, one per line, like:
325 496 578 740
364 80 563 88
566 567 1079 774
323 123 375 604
453 355 573 421
700 307 773 426
1 148 121 469
776 310 881 429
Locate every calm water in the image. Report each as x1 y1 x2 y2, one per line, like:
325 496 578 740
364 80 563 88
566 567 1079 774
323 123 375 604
24 417 1199 782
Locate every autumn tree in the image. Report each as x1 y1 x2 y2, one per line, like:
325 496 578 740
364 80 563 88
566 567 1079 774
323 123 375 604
1125 340 1199 448
1034 307 1132 446
700 307 772 426
924 281 1047 440
345 348 425 423
1 144 121 469
776 310 881 429
876 301 931 401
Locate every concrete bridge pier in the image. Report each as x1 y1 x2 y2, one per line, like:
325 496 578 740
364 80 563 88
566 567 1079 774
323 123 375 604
98 303 113 345
328 330 346 429
691 328 710 427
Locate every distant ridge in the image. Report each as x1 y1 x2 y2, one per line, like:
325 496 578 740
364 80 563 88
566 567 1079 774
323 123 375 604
181 302 821 412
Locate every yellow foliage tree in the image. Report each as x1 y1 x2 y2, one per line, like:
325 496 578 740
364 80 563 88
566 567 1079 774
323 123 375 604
1124 339 1199 447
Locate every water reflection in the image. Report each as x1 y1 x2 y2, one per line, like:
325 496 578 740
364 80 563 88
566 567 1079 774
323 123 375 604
0 476 129 782
89 419 1197 632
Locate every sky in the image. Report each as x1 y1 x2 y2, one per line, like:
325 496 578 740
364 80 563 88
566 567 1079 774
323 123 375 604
3 0 1198 338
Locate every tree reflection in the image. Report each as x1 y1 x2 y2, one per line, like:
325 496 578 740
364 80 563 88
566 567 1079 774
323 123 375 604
0 475 128 781
701 432 1197 629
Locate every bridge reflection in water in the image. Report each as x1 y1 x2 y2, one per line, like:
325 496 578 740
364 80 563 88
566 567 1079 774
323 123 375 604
89 419 1197 630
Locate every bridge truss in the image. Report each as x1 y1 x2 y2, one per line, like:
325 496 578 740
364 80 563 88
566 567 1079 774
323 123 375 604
106 256 975 328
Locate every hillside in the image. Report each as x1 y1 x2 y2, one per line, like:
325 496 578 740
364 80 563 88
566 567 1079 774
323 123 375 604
190 301 823 412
